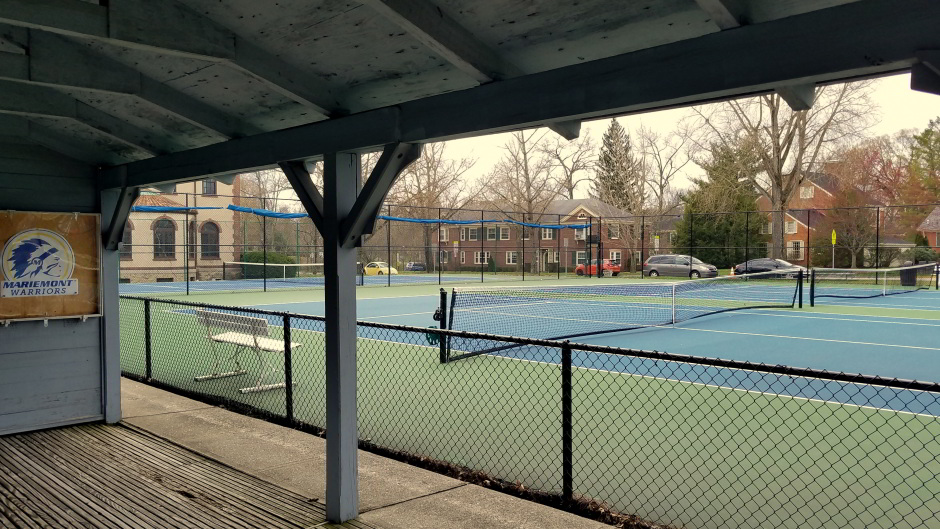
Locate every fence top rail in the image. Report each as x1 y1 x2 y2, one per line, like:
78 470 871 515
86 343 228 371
120 294 940 393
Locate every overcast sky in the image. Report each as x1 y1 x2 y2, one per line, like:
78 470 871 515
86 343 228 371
441 73 940 196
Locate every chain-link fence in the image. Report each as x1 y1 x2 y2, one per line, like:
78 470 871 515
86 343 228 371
120 294 940 529
120 194 940 294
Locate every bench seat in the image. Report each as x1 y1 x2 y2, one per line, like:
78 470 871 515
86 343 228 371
210 332 301 353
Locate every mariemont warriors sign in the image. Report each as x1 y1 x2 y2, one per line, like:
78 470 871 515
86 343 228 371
0 211 100 320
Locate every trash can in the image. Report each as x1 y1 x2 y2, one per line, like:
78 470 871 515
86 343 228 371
899 262 917 286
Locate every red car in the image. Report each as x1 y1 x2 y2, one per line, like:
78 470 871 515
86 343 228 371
575 259 621 276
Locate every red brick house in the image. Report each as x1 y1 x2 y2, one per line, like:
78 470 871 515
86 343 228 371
434 198 640 273
754 173 839 265
918 206 940 250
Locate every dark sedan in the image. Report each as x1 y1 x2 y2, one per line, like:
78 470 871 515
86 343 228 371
732 258 805 277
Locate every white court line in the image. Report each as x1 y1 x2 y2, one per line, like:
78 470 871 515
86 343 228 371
247 293 441 307
815 300 940 311
673 327 940 351
743 311 940 327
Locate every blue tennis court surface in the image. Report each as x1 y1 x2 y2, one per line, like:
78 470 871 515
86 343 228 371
236 287 940 415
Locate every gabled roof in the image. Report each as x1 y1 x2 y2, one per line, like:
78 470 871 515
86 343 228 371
546 198 632 220
133 194 185 208
919 206 940 232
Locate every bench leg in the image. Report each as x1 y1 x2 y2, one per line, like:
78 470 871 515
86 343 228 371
195 342 248 381
238 348 291 393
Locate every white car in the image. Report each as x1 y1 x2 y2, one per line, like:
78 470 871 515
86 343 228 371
363 261 398 275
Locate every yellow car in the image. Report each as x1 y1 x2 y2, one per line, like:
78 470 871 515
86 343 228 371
363 261 398 275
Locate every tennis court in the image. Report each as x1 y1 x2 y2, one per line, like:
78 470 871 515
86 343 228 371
119 265 940 529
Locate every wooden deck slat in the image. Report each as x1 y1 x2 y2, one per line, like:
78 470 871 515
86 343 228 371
35 427 305 529
0 424 377 529
70 426 323 526
24 430 222 529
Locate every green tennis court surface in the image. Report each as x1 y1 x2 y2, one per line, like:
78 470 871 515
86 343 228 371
119 280 940 529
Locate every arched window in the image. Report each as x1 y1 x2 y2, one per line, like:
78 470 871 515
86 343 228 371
153 219 175 259
120 222 133 260
200 222 220 259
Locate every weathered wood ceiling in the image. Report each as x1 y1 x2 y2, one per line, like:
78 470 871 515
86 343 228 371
0 0 937 187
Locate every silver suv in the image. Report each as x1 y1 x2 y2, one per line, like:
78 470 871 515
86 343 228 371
643 254 718 278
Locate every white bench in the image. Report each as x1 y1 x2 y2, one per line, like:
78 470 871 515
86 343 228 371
195 309 302 394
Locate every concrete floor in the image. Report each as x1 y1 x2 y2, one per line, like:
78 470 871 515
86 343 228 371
121 378 613 529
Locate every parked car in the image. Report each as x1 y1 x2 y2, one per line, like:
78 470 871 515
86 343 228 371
363 261 398 275
575 259 621 276
404 262 426 272
732 259 805 277
643 254 718 278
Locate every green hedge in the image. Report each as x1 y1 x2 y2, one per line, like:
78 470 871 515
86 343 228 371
238 251 298 278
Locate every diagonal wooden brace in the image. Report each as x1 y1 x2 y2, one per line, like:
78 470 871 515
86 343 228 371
102 167 140 251
279 160 326 233
339 142 422 248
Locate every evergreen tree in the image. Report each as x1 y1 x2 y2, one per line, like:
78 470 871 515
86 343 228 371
673 142 766 268
592 119 645 214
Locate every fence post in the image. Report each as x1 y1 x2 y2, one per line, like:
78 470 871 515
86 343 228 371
875 206 880 268
521 215 526 282
480 209 484 283
185 193 190 295
561 341 573 502
806 209 811 268
263 209 268 292
144 299 152 379
798 269 803 308
387 204 392 287
438 288 448 364
689 211 695 276
557 214 562 280
284 315 294 422
438 208 443 285
810 269 815 307
744 211 749 273
640 215 645 279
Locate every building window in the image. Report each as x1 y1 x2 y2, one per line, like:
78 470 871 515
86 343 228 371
202 179 217 195
120 223 132 260
500 226 510 240
608 225 620 239
800 185 814 199
577 213 587 219
506 251 518 264
521 228 530 240
486 226 497 241
547 251 559 263
153 219 175 259
574 228 586 240
439 227 449 242
610 250 621 262
474 251 491 265
461 227 478 241
760 222 773 235
200 222 220 259
460 251 465 264
541 228 555 240
439 251 449 263
785 220 797 234
787 240 804 261
576 251 586 265
188 220 197 259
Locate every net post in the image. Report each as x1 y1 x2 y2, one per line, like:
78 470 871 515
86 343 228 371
936 260 939 290
284 315 294 423
810 269 815 307
439 288 448 364
144 299 152 380
671 284 677 324
561 341 573 502
798 269 803 308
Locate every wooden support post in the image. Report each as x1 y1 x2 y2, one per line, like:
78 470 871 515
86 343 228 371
323 151 360 522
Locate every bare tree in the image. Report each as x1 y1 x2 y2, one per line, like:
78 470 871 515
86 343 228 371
638 125 690 216
690 82 875 258
481 130 559 219
543 134 596 199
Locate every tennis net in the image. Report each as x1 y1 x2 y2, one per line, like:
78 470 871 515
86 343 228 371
810 263 938 304
221 261 364 289
444 270 802 362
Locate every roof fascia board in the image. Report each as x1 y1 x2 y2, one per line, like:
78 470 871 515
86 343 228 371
103 0 940 188
694 0 745 30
